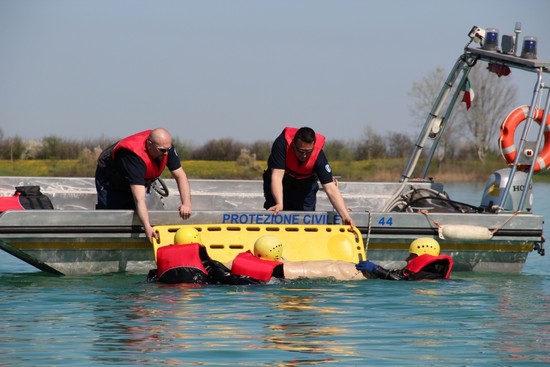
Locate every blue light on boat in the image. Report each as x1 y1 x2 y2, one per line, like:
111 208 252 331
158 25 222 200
483 28 499 51
521 36 537 59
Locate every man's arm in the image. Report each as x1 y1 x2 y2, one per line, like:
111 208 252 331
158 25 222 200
267 168 285 214
356 260 405 280
322 181 355 227
130 184 158 241
171 167 192 219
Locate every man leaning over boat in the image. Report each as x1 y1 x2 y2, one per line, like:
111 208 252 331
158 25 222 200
263 126 355 227
95 128 192 241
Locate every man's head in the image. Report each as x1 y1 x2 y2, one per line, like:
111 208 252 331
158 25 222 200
407 237 440 261
174 227 202 245
253 235 283 261
147 128 173 157
292 127 316 162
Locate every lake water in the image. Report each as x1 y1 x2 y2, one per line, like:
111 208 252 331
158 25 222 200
1 183 550 366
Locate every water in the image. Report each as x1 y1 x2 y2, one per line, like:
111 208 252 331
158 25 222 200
2 183 550 366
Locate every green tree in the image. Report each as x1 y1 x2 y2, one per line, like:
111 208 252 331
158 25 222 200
408 67 461 162
354 125 386 160
192 138 245 161
0 130 25 160
248 140 272 161
385 132 413 158
409 65 517 163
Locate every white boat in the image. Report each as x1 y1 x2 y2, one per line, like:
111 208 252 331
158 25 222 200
0 23 548 275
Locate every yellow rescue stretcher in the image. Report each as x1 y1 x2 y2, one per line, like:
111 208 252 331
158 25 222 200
153 224 366 264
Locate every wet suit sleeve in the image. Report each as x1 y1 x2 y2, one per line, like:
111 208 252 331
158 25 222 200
204 260 264 285
371 266 406 281
357 260 406 280
369 266 445 281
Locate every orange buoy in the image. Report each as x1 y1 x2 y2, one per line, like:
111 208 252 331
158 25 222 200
499 105 550 172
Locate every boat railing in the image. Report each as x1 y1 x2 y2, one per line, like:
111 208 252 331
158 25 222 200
389 24 550 213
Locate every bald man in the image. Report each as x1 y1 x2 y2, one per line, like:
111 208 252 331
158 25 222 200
95 128 192 241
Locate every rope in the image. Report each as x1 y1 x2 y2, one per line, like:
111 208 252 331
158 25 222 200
364 211 372 257
419 209 441 231
490 210 521 235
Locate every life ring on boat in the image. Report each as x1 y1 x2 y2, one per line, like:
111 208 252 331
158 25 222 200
499 105 550 172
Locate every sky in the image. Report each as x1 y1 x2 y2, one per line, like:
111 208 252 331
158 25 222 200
1 0 549 146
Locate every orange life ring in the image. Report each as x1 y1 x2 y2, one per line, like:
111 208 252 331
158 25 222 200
499 105 550 172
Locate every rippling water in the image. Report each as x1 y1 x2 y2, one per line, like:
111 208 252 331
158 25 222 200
1 183 550 366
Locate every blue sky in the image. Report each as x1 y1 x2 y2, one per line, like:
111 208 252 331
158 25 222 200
1 0 549 145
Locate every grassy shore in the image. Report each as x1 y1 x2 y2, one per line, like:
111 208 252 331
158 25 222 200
2 158 550 183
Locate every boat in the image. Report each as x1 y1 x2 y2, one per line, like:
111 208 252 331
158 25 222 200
0 23 548 275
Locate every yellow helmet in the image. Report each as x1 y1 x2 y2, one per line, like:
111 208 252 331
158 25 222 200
253 235 283 261
409 238 440 256
174 227 202 245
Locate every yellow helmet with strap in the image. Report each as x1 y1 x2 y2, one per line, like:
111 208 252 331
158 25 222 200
253 235 283 261
409 238 440 256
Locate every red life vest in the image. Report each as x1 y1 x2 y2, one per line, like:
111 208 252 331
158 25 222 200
0 186 54 212
283 127 325 179
0 195 24 212
405 254 453 279
156 243 208 278
112 130 168 181
231 251 283 282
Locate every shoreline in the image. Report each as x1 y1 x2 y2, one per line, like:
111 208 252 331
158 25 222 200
1 159 549 183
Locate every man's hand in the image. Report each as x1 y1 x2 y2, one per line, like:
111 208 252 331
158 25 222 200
145 225 159 242
342 215 355 228
267 203 283 215
179 203 192 220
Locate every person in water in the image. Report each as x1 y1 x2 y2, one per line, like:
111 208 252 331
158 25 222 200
149 230 451 284
229 235 366 282
150 230 365 284
355 237 453 280
95 128 192 242
263 126 354 227
147 227 262 285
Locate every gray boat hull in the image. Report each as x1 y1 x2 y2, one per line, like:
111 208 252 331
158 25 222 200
0 177 543 275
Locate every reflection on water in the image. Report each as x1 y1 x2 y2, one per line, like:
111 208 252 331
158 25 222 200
1 268 550 366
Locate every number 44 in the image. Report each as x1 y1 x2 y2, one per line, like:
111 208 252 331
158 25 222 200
378 216 393 226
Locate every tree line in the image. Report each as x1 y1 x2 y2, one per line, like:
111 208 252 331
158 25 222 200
0 63 518 164
0 127 494 164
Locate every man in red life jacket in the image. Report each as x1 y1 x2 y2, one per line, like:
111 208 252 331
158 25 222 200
263 127 355 227
95 128 192 241
148 227 262 285
230 235 366 282
356 238 453 280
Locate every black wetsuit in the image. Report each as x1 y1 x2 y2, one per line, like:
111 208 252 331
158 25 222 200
147 246 263 285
